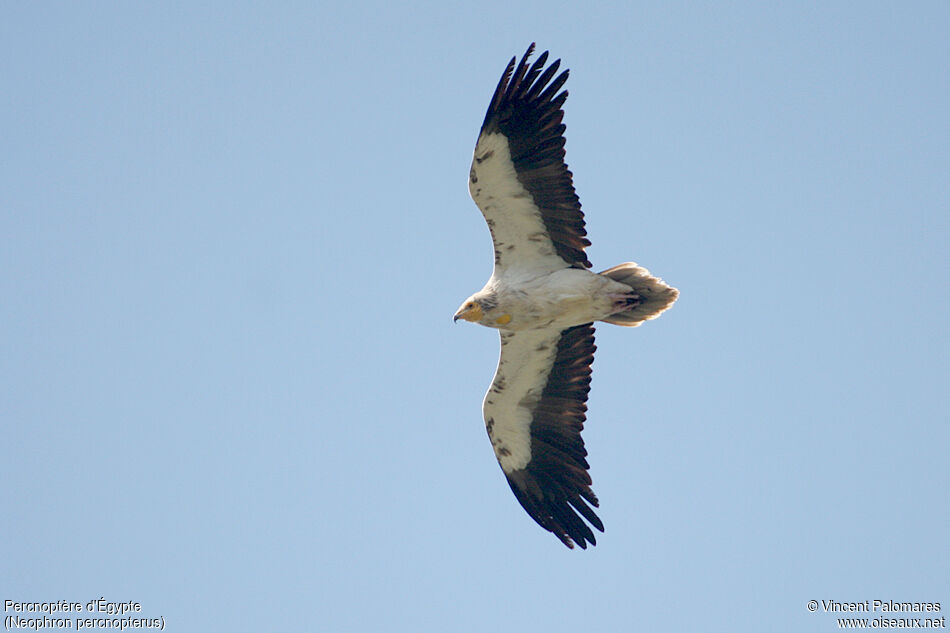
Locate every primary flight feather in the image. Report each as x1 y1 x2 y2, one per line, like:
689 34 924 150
455 44 678 549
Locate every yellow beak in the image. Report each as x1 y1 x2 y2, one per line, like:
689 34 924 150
453 303 484 323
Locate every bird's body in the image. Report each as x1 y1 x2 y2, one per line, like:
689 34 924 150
455 44 678 549
464 267 631 332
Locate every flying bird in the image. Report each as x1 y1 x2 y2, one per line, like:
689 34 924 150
454 44 679 549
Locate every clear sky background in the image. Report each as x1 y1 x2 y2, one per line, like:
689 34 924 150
2 3 948 632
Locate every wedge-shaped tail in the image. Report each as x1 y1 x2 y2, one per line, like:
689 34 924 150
600 262 679 327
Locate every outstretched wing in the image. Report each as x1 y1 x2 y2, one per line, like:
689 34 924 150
483 324 602 549
469 43 591 276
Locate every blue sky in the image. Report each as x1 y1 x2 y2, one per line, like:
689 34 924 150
2 2 948 631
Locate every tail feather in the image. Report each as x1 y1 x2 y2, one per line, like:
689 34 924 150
600 262 679 327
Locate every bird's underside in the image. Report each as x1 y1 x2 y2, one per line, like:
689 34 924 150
454 44 678 549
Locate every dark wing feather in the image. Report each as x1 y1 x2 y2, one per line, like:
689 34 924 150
503 323 602 549
476 43 591 269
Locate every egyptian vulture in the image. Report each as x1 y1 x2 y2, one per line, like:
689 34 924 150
454 44 679 549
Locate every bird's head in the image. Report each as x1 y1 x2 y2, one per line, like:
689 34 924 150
453 297 485 324
454 292 512 327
